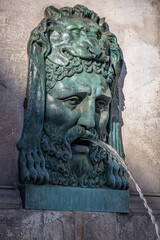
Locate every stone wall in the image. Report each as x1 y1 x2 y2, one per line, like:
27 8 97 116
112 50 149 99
0 210 160 240
0 0 160 239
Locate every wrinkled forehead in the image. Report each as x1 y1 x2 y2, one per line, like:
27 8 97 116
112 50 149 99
51 72 111 98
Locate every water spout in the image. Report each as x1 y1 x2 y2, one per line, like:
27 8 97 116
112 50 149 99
87 138 160 240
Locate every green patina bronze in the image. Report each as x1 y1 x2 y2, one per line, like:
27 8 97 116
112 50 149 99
21 184 129 212
17 5 129 190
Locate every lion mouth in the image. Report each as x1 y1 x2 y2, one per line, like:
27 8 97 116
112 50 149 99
71 138 90 154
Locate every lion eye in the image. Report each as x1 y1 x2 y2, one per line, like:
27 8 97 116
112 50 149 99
72 29 80 37
63 96 82 106
97 30 101 40
96 99 107 110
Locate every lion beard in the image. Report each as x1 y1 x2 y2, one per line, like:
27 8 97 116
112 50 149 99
41 124 107 188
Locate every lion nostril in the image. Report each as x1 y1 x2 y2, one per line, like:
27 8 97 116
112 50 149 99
87 47 94 54
97 31 101 40
90 128 97 135
87 47 90 53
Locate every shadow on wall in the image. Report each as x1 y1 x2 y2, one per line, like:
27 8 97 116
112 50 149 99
0 48 28 187
118 52 127 160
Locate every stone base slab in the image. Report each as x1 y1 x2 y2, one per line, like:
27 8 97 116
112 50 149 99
21 184 130 212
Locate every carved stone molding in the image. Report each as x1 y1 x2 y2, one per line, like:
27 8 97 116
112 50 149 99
130 192 160 215
0 185 22 209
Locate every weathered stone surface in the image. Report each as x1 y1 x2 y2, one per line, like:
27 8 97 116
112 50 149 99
116 213 160 240
42 211 74 240
82 212 117 240
0 210 159 240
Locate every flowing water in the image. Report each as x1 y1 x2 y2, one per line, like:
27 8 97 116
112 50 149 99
88 139 160 240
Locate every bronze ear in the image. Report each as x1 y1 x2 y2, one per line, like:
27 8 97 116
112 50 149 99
99 18 106 28
45 6 63 20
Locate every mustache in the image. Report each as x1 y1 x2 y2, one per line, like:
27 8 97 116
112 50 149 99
42 124 98 160
64 125 98 145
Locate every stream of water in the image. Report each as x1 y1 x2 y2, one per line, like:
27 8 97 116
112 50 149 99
88 139 160 240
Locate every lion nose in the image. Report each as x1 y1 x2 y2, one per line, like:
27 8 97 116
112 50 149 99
77 100 95 130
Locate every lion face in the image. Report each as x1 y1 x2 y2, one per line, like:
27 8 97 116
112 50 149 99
47 16 109 65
